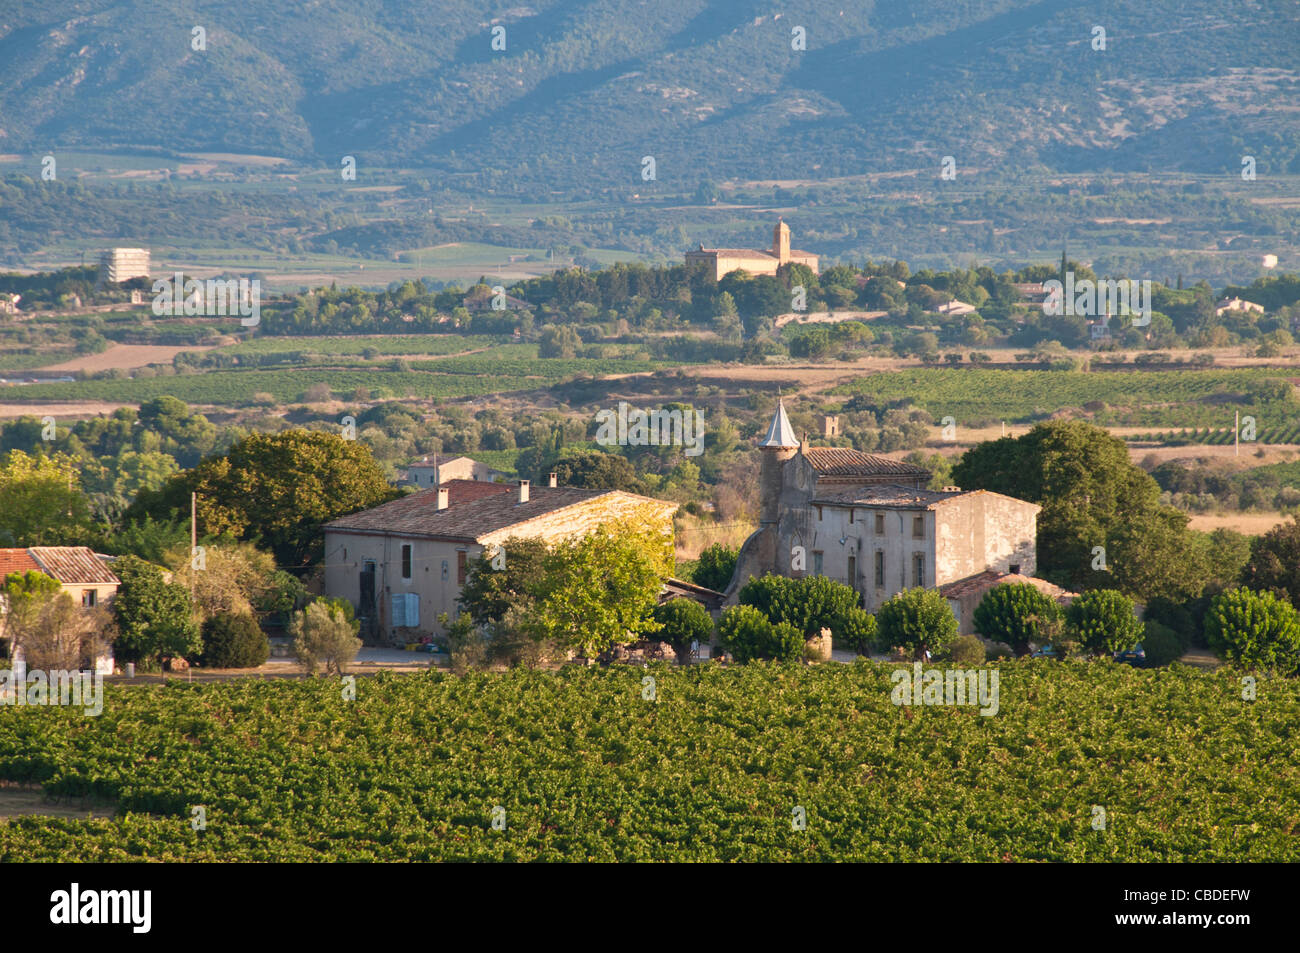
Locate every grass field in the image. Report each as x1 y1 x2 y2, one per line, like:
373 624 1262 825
0 662 1295 861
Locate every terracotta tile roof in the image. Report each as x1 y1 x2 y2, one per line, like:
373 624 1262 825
0 549 40 576
689 248 778 258
28 547 120 585
940 571 1076 601
802 447 930 478
0 547 118 585
325 480 673 542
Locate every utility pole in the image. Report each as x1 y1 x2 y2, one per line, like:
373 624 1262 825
190 492 197 594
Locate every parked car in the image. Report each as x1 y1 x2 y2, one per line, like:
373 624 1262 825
1114 643 1146 666
1030 644 1057 658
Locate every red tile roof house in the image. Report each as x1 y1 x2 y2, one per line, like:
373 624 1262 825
0 546 119 674
323 478 678 645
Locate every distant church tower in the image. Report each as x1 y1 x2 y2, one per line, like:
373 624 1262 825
773 219 791 264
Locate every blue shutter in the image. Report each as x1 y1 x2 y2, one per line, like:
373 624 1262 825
405 593 420 629
391 594 406 627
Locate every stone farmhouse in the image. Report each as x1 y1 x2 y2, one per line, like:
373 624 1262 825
725 402 1042 613
685 219 819 281
401 454 508 488
324 477 678 643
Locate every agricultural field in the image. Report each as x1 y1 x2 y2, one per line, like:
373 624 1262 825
0 662 1295 862
833 368 1299 430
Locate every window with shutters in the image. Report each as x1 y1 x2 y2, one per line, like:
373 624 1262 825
391 593 419 628
401 544 412 579
457 551 468 585
912 516 925 539
812 550 823 575
875 512 885 534
874 550 884 587
912 553 925 587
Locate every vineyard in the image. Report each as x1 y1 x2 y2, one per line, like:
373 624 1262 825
1129 425 1300 445
834 368 1299 429
1 663 1296 861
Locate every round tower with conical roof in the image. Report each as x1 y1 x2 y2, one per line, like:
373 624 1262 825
758 399 799 526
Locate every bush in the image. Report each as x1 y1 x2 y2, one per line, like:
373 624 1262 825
1064 589 1143 656
877 587 958 660
653 598 715 663
291 598 363 676
838 606 878 655
717 605 804 663
1142 620 1184 667
693 543 738 592
201 613 270 668
738 573 871 647
438 612 486 675
947 634 987 666
1204 587 1300 674
973 583 1063 657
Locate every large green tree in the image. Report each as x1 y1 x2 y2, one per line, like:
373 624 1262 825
1241 517 1300 607
951 421 1204 599
111 555 202 666
0 450 91 546
128 430 396 570
526 523 671 659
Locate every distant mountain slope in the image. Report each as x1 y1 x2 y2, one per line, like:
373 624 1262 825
0 0 1297 182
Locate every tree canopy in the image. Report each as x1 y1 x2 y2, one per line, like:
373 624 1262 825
128 430 396 570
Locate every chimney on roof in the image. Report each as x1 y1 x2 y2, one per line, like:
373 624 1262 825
437 486 449 510
800 431 809 455
548 472 557 488
518 479 530 503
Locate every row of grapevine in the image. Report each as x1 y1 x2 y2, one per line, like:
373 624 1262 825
0 664 1296 861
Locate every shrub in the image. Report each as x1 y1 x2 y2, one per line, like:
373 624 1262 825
1141 620 1184 667
1204 587 1300 673
201 613 270 668
973 583 1063 657
692 543 738 592
438 612 486 675
717 605 803 663
947 634 987 666
838 606 878 655
653 599 715 663
1064 589 1143 656
877 587 958 660
738 573 870 647
292 598 363 676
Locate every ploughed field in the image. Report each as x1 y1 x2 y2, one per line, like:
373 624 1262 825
0 662 1295 861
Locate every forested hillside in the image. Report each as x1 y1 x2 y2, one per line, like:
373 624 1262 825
1 0 1297 185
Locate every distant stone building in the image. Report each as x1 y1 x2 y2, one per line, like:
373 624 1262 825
0 293 19 315
685 219 819 281
1215 296 1265 317
725 401 1041 613
402 455 509 487
97 248 151 285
